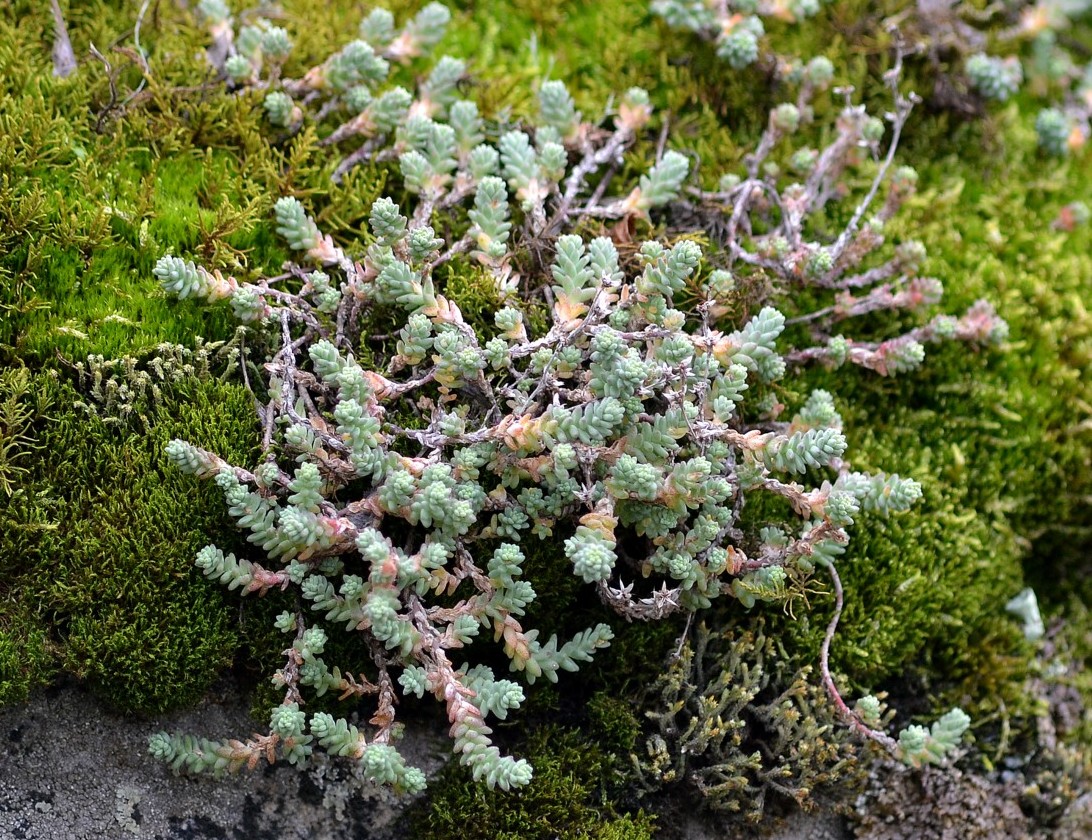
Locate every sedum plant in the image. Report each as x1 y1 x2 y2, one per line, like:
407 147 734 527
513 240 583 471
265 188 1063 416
150 215 969 788
680 52 1008 378
195 0 1007 374
196 0 666 199
960 4 1092 155
966 52 1023 102
147 1 994 794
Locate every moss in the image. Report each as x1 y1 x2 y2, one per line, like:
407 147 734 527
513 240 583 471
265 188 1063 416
414 726 656 840
437 260 508 341
588 692 643 755
0 371 258 713
630 619 870 824
0 609 54 707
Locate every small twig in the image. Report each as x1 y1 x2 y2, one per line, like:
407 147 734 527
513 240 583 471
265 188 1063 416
332 136 386 183
580 162 618 214
545 123 635 236
673 612 694 659
429 235 472 272
828 40 917 265
88 44 121 131
655 117 670 161
120 0 154 105
818 559 900 753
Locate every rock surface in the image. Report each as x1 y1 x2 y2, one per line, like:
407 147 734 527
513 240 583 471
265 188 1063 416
1 677 856 839
0 678 449 840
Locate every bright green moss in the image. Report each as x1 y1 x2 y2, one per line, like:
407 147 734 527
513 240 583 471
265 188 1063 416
415 726 655 840
0 69 235 358
0 372 258 713
438 263 507 340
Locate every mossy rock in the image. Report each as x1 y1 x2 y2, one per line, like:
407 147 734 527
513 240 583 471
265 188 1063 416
0 0 1089 817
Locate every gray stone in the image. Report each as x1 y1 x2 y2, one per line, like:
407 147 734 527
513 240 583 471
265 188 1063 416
0 679 449 840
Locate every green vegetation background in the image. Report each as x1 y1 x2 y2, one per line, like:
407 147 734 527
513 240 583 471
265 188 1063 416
0 0 1089 835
